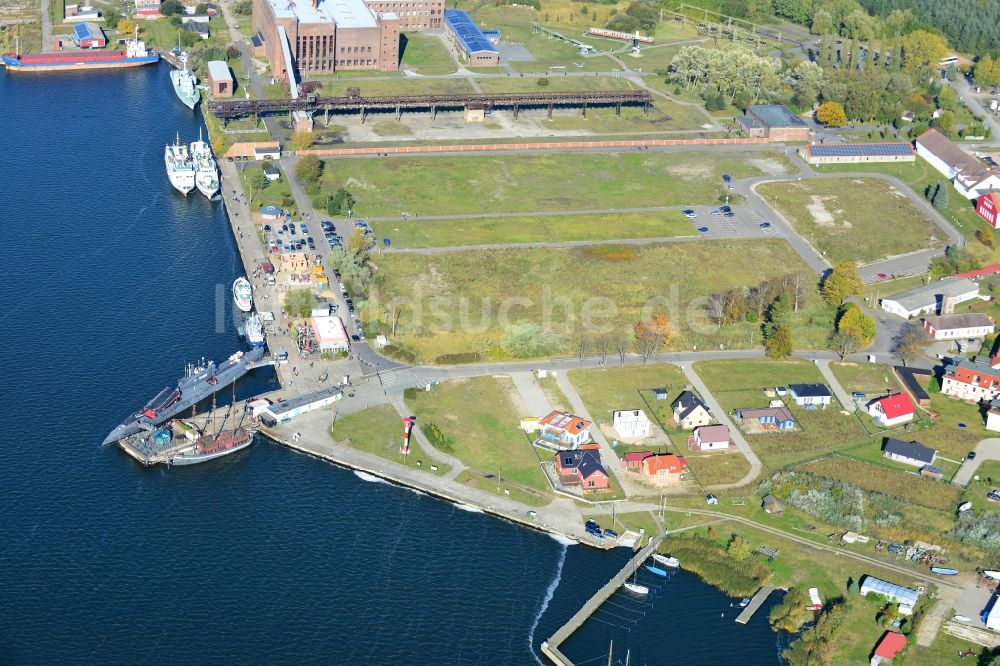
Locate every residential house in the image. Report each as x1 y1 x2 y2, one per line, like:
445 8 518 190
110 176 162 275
915 129 1000 199
553 446 609 492
870 632 907 666
672 390 712 430
977 192 1000 227
762 494 784 515
735 406 796 431
882 437 936 467
612 409 650 439
880 277 980 319
538 411 592 448
184 21 210 39
941 350 1000 401
789 384 832 408
640 454 687 487
866 393 916 427
689 424 733 451
986 399 1000 432
623 451 653 472
134 0 161 17
263 166 281 181
923 313 994 340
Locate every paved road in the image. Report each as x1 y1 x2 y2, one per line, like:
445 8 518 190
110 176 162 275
950 76 1000 147
952 438 1000 486
816 359 857 412
39 0 50 50
677 363 763 488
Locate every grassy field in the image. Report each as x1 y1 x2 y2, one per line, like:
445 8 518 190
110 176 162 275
539 100 715 134
240 165 293 209
829 362 903 396
693 359 869 469
797 455 962 509
567 364 686 427
371 241 829 362
815 158 987 244
475 75 636 94
404 377 550 493
684 452 752 486
320 77 474 97
322 151 786 217
370 212 693 248
329 404 450 475
757 178 942 264
399 33 457 75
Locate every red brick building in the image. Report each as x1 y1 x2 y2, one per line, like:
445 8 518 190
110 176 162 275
737 104 811 141
554 446 609 492
364 0 442 30
978 192 1000 227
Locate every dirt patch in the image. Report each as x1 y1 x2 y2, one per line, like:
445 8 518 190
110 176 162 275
747 157 788 176
666 162 712 179
806 195 849 228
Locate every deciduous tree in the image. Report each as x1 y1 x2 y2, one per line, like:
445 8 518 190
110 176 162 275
822 261 863 306
294 155 322 184
765 325 793 358
894 321 927 366
838 308 876 345
901 30 948 73
830 332 858 360
816 100 847 127
291 131 314 151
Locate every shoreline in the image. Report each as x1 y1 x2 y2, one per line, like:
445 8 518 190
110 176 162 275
259 426 607 549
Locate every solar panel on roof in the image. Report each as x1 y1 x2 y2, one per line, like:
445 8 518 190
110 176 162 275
445 9 498 54
810 143 912 157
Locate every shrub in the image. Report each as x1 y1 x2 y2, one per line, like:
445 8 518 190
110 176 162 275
433 352 482 365
383 344 416 364
666 534 771 597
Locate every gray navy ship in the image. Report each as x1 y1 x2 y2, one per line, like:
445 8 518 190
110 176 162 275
102 347 266 446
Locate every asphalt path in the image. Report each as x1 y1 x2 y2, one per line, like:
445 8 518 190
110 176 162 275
952 438 1000 486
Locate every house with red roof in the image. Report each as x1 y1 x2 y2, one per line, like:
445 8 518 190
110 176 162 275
537 410 592 449
866 393 916 427
640 454 687 487
688 424 734 451
977 192 1000 227
553 446 609 492
870 631 907 665
623 451 653 472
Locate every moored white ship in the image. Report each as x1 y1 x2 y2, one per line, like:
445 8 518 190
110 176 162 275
232 277 253 313
164 134 196 196
240 312 266 349
170 62 200 110
190 130 219 199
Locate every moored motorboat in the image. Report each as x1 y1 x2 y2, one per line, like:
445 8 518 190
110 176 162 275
931 567 959 576
232 277 252 312
645 565 667 577
652 554 679 568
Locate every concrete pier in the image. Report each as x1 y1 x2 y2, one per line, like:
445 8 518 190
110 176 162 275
541 533 666 666
735 585 776 625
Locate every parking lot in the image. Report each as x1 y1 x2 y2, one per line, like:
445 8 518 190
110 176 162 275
680 204 779 240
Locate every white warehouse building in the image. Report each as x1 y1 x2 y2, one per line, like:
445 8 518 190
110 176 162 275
880 277 980 319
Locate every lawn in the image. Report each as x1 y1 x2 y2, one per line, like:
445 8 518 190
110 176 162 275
370 241 829 362
329 404 450 475
797 455 962 509
684 451 752 486
240 164 293 209
322 151 784 217
474 75 636 94
404 377 550 493
399 33 457 75
814 158 987 244
756 178 943 264
370 212 693 248
693 359 869 469
319 77 474 97
568 364 687 426
829 362 903 396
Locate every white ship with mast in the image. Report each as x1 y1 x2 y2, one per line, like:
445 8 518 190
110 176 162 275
190 129 219 199
170 60 200 110
164 134 196 195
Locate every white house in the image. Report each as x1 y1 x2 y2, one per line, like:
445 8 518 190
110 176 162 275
880 277 980 319
689 424 732 451
671 390 712 430
789 384 832 408
259 385 343 425
987 400 1000 432
916 128 1000 199
882 437 935 467
612 409 650 439
922 313 994 340
866 393 916 427
310 315 350 353
537 410 592 448
941 353 1000 401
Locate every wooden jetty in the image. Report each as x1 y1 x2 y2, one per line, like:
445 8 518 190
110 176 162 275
541 533 666 666
735 585 776 625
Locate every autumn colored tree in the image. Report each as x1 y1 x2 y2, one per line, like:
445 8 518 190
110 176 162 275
765 325 793 359
901 30 948 72
816 101 847 127
117 18 139 37
291 131 314 151
634 316 671 347
838 307 876 345
822 261 863 306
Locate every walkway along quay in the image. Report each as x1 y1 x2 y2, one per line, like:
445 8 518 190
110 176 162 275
541 533 667 666
735 585 776 625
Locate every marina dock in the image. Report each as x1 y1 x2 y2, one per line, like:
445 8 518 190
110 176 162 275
735 585 776 624
541 533 666 666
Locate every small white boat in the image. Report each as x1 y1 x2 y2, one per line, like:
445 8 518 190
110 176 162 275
232 277 252 313
954 615 973 623
623 581 649 595
652 554 679 568
738 597 751 607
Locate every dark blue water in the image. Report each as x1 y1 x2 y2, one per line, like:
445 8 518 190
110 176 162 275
0 65 784 664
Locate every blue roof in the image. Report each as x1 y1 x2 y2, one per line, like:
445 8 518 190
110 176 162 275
444 9 498 55
73 22 99 41
810 143 914 157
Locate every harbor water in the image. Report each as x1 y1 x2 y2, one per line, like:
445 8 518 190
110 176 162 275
0 66 784 663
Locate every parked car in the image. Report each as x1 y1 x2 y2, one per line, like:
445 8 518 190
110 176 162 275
711 209 722 216
720 205 732 213
603 528 619 538
852 391 865 399
759 222 771 229
697 226 710 233
682 209 697 219
968 451 977 459
723 211 735 218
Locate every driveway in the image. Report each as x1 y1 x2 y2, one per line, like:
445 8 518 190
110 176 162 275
952 437 1000 486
